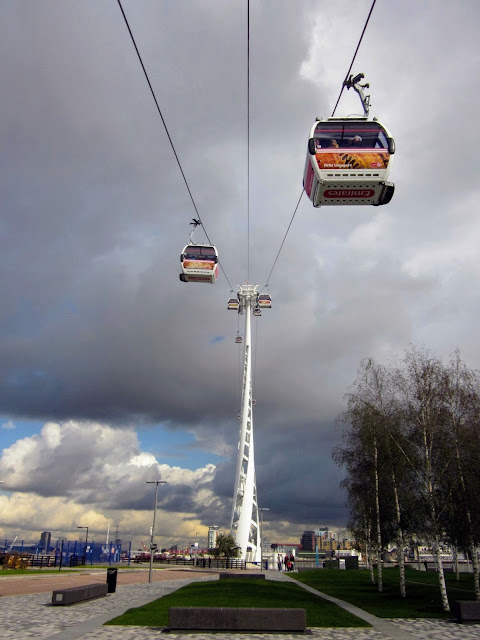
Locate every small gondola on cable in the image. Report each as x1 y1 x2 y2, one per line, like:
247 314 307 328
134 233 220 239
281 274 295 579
235 334 243 344
228 297 240 311
303 73 395 207
257 293 272 308
253 307 262 317
179 219 219 284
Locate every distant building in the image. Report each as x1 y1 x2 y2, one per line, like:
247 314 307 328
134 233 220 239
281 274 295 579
208 525 219 549
300 531 316 551
300 528 352 552
40 531 52 553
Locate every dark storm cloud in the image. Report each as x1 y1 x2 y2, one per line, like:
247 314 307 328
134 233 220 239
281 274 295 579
0 0 315 424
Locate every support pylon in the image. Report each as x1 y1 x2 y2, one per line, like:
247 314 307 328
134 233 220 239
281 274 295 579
230 284 260 562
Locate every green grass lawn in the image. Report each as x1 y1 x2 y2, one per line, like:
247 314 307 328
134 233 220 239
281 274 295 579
293 568 475 618
106 578 370 628
0 569 76 576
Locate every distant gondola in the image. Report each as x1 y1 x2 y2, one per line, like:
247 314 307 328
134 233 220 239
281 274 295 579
253 307 261 317
228 297 240 310
258 294 272 308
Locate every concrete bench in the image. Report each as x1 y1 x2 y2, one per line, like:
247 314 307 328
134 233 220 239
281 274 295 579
219 572 265 580
52 583 108 605
168 607 306 631
453 601 480 623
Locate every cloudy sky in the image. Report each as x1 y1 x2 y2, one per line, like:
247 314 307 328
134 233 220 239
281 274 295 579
1 0 479 550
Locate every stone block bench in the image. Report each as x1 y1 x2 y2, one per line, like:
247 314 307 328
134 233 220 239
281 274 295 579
219 572 265 579
453 601 480 623
168 607 306 631
52 583 108 605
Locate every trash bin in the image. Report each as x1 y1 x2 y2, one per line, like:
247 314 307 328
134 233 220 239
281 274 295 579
106 568 118 593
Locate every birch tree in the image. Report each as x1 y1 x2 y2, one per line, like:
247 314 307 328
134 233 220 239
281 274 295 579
335 359 401 594
442 351 480 598
396 347 451 612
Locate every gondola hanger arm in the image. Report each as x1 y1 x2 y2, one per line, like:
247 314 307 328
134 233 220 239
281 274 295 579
189 218 202 244
344 73 371 118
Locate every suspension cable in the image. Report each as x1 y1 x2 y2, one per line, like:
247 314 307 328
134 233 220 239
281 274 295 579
261 0 376 289
331 0 376 117
116 0 234 290
262 189 303 288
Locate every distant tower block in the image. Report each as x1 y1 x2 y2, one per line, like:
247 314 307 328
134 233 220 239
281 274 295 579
230 284 261 562
208 525 219 549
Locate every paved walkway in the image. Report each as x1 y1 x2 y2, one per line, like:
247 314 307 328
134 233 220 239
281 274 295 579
1 569 479 640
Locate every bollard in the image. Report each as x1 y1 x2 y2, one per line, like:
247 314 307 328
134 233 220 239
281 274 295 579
106 568 118 593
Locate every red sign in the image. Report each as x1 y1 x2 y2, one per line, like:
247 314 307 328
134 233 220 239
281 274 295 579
323 189 375 198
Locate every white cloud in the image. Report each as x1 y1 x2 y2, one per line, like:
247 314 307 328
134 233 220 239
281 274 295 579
0 420 225 545
1 420 15 430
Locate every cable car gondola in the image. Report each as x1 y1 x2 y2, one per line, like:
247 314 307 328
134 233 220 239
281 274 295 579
258 294 272 308
228 297 240 310
303 74 395 208
179 244 219 284
235 335 243 344
179 219 219 284
253 307 261 317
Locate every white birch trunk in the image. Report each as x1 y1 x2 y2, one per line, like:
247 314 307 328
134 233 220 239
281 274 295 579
434 540 450 612
469 543 480 600
453 431 479 598
367 542 375 584
422 420 449 612
453 546 459 581
397 535 405 597
373 436 383 593
392 473 406 597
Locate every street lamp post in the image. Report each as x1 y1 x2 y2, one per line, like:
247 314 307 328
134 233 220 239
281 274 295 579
128 531 135 567
258 508 269 571
146 480 167 584
77 526 89 565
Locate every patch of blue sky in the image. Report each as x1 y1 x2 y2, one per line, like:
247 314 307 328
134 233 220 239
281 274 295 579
136 424 225 470
209 336 224 344
0 417 224 472
0 417 44 449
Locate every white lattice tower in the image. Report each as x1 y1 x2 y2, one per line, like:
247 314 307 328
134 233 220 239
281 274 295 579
230 284 260 562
